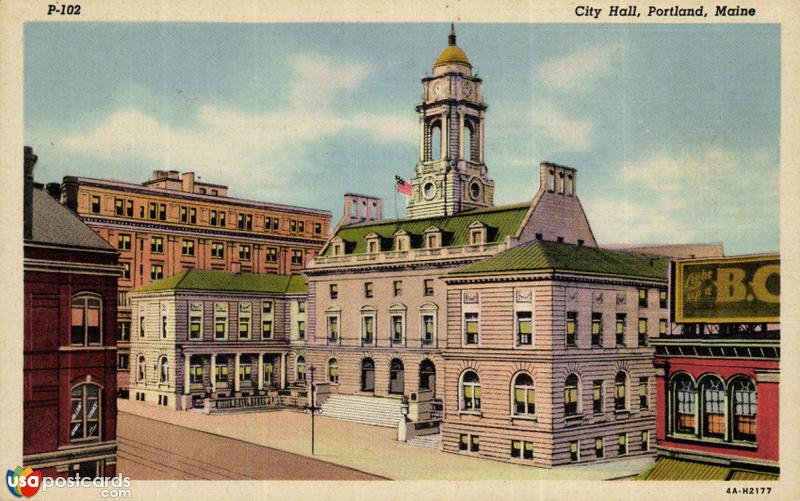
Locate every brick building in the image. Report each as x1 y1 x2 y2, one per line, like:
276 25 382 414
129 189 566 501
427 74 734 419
23 147 119 478
441 242 668 467
55 170 330 396
128 269 307 411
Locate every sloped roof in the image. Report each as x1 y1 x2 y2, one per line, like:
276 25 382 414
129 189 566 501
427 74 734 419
450 240 668 281
29 188 113 250
322 203 530 256
137 269 308 294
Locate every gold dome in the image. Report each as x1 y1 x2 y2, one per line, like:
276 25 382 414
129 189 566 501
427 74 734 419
433 24 471 68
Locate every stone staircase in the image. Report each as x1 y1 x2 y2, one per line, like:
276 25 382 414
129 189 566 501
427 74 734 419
319 394 403 428
405 433 442 450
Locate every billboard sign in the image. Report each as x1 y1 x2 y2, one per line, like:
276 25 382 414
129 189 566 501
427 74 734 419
673 255 779 323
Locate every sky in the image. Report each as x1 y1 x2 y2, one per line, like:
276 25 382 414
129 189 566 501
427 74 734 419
23 23 780 254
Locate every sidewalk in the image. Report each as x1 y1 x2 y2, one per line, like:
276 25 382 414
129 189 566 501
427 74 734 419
118 399 653 481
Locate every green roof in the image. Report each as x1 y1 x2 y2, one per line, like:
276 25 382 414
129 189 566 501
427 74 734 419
323 203 530 256
136 269 308 294
451 240 668 280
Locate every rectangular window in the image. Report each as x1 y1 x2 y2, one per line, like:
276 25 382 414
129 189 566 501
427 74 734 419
118 234 131 250
91 195 101 213
121 262 131 280
393 280 402 297
189 207 197 224
150 236 164 253
297 320 305 339
659 319 667 336
189 312 202 340
139 315 145 337
261 301 273 339
211 242 224 259
570 441 580 462
214 308 227 340
158 204 166 220
391 315 404 345
298 300 305 313
329 284 338 299
265 217 272 230
291 250 303 265
641 431 650 452
638 318 648 346
364 282 373 298
265 247 278 262
117 353 130 370
272 217 279 230
215 364 228 383
422 314 435 345
210 210 218 226
459 434 479 452
161 314 168 339
182 239 195 256
566 311 577 346
464 312 479 345
117 321 130 341
423 279 434 296
239 318 250 339
150 264 163 280
115 198 124 216
237 213 253 230
595 438 604 458
618 434 628 455
511 440 534 460
126 200 134 217
298 221 305 233
615 313 626 346
190 363 203 384
362 314 375 346
591 312 602 346
593 380 603 415
639 288 648 308
219 211 226 226
239 244 251 260
290 220 297 232
314 222 321 235
639 378 649 409
180 206 188 223
516 311 533 346
659 289 668 309
327 316 339 343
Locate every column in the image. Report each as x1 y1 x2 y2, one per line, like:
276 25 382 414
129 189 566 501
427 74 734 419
257 353 264 391
211 353 217 392
419 115 425 162
441 110 448 159
183 353 191 395
280 353 286 389
234 353 241 392
459 108 465 160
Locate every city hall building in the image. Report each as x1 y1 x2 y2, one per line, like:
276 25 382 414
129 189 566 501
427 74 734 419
53 170 330 396
127 269 308 410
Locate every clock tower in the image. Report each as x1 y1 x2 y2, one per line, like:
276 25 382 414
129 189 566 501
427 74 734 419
405 24 495 220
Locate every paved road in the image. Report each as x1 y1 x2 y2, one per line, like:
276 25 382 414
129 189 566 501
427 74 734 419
117 411 383 480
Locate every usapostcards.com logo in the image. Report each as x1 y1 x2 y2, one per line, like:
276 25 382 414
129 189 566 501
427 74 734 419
6 466 42 498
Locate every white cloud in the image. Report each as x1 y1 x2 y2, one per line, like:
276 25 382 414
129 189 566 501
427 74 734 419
584 148 778 246
537 43 624 93
531 102 593 152
56 54 414 200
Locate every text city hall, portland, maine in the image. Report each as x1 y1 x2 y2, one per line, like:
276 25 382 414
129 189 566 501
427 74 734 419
21 25 778 479
574 5 758 18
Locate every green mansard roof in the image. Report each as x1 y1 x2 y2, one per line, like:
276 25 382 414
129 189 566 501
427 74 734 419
450 240 669 281
136 269 308 294
322 202 530 256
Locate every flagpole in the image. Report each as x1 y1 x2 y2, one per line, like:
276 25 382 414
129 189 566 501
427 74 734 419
394 183 398 220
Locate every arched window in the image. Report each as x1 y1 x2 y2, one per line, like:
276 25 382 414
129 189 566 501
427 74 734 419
672 374 696 433
389 359 405 395
70 383 101 442
296 356 306 382
512 373 535 415
328 358 339 384
701 376 725 438
614 372 628 411
137 355 146 382
419 359 436 393
461 370 481 411
564 374 579 416
71 293 102 346
731 378 757 442
464 122 474 161
430 122 442 160
158 356 169 383
361 358 375 392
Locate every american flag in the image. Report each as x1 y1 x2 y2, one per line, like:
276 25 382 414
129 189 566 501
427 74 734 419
395 175 412 196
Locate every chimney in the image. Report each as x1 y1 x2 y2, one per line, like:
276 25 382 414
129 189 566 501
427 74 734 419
151 170 167 181
24 146 38 240
45 182 61 200
341 193 383 226
539 162 576 196
182 172 195 193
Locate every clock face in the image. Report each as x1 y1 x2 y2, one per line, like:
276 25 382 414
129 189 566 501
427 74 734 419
463 81 473 97
432 82 445 98
423 181 437 200
469 182 481 200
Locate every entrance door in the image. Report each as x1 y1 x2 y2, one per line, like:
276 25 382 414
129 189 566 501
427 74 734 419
419 360 436 396
361 358 375 392
389 359 405 395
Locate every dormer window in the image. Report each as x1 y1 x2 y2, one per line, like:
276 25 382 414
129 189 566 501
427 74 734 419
468 221 487 246
368 241 378 253
364 232 380 254
393 230 410 252
424 226 442 249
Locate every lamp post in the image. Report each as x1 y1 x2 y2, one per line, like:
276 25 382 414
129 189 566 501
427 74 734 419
304 364 321 455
